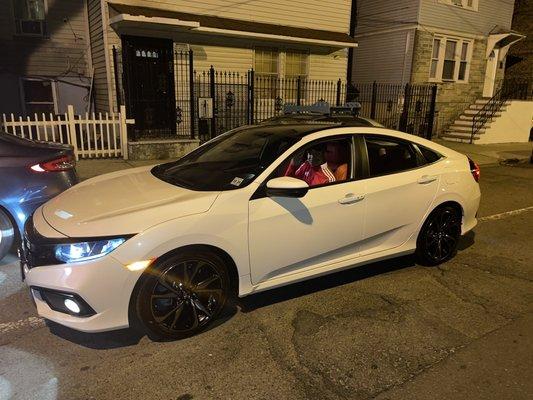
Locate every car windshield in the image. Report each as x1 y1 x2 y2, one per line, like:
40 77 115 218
151 126 302 191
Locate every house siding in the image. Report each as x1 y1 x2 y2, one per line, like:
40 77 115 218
419 0 515 35
354 0 419 35
0 0 90 114
88 0 110 113
100 0 352 113
352 29 415 83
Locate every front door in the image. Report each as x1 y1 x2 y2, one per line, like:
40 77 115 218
249 136 366 284
483 49 499 98
122 36 176 140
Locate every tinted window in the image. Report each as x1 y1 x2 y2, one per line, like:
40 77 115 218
365 136 418 177
151 126 300 191
418 145 442 164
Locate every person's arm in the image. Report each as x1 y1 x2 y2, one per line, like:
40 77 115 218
334 163 348 181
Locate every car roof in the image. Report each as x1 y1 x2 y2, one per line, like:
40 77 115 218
260 114 383 128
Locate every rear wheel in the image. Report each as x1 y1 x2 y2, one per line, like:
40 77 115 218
416 206 461 266
134 249 231 341
0 209 15 261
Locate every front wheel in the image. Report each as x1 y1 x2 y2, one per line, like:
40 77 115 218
0 209 15 261
134 249 231 341
416 206 462 266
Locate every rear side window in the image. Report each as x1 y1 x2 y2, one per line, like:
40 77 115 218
364 136 418 177
418 145 442 164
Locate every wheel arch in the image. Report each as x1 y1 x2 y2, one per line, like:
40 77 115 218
127 243 240 329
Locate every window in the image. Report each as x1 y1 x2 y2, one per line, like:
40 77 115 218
280 137 353 188
21 78 56 115
429 36 472 82
151 126 300 191
438 0 478 11
254 47 279 99
364 136 418 177
285 50 308 78
13 0 47 36
417 145 443 164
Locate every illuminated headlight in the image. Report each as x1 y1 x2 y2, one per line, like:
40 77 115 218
55 238 126 263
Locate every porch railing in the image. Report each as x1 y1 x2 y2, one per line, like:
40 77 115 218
471 79 532 143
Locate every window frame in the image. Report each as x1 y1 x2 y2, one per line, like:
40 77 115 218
437 0 479 12
12 0 48 37
428 35 473 83
359 134 430 179
284 49 309 79
19 77 58 116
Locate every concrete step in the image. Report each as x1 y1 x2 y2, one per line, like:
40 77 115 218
451 120 491 129
447 125 480 133
474 98 492 105
440 132 481 143
463 109 502 116
468 102 510 110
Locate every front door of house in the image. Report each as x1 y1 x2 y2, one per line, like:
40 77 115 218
122 36 176 140
483 49 499 98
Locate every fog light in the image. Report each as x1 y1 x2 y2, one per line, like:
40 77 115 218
64 298 81 314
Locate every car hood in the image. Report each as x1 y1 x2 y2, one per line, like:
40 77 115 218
41 166 220 237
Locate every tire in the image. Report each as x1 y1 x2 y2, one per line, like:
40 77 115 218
0 209 15 261
416 205 462 266
134 249 231 341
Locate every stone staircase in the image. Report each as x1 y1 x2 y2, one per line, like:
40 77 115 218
440 98 510 143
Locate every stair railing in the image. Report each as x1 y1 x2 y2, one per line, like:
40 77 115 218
471 79 532 144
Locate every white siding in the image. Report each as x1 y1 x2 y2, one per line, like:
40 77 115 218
0 0 89 77
352 29 415 83
88 0 110 112
355 0 420 35
109 0 351 32
419 0 515 35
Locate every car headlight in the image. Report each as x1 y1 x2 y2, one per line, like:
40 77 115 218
55 238 126 263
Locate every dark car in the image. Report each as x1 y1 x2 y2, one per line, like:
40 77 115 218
0 132 78 260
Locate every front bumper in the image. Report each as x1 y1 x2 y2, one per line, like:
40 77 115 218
23 254 140 332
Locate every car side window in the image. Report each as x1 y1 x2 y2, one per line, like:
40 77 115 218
417 145 442 164
364 136 418 177
278 137 353 188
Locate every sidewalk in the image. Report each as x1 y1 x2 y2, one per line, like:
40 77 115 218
75 141 532 181
434 140 532 166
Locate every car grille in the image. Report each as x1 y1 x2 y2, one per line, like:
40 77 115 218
22 216 61 268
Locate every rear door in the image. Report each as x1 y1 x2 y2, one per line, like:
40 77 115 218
358 134 440 256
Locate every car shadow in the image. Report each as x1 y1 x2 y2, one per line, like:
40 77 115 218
41 235 474 347
239 254 416 312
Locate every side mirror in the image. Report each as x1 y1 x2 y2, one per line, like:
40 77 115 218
266 177 309 198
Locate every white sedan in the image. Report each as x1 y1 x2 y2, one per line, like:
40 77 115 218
21 119 481 340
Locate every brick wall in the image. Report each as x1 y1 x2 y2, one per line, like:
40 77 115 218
410 29 504 135
505 0 533 79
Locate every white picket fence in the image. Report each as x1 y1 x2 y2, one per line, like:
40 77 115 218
1 105 134 160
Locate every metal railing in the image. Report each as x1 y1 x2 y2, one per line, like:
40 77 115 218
471 79 532 143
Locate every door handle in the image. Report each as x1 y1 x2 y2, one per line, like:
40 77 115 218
338 193 365 205
417 175 438 184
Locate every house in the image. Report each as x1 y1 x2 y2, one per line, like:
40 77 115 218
351 0 527 141
84 0 357 156
505 0 532 81
0 0 92 116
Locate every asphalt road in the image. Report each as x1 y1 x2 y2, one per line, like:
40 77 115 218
1 163 532 400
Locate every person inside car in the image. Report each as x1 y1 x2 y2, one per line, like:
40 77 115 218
283 141 348 186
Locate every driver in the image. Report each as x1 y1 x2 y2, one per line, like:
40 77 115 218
284 141 348 186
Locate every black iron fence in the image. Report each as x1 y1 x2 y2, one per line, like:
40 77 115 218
116 48 438 142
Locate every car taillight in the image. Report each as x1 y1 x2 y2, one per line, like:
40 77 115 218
468 157 480 182
30 155 76 172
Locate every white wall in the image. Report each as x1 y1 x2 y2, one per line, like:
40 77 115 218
477 101 533 144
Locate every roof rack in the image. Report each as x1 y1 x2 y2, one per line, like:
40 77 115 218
283 101 362 116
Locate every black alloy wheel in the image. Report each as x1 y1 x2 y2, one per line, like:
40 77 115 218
416 206 462 266
134 250 230 340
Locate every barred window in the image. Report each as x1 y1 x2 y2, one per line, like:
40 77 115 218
254 48 279 76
